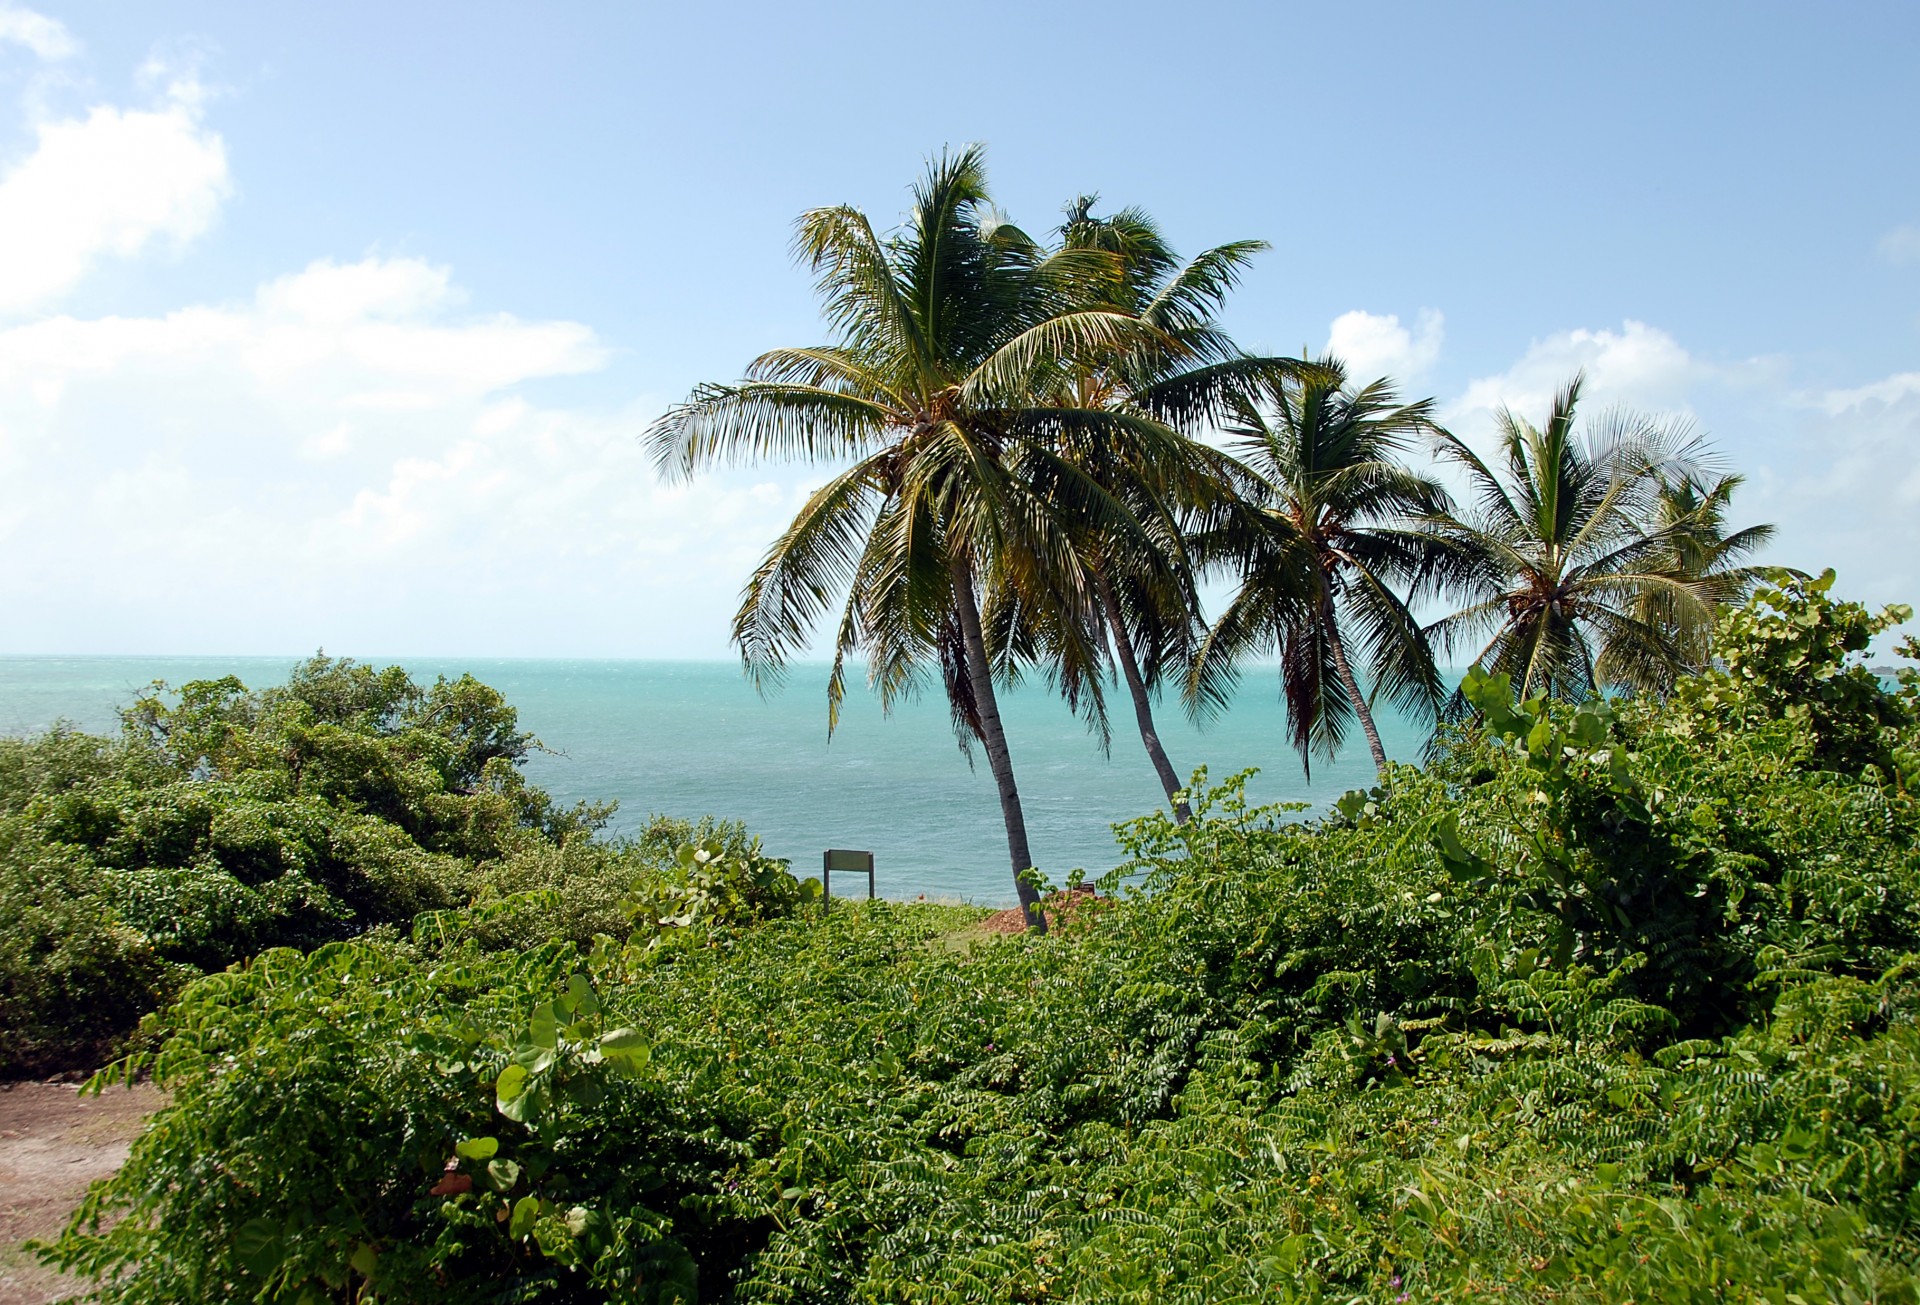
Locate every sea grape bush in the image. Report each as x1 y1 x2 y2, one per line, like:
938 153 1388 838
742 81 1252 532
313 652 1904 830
623 834 819 942
35 580 1920 1300
0 655 656 1075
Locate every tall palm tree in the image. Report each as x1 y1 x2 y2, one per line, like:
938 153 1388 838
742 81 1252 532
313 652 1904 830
646 148 1175 929
1424 374 1719 707
1016 199 1303 821
1188 363 1450 781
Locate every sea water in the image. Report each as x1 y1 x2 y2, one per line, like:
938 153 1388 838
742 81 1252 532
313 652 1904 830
0 656 1427 905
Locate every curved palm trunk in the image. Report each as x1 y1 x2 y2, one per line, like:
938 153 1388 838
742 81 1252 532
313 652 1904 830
1321 590 1390 781
1098 572 1191 824
950 552 1048 933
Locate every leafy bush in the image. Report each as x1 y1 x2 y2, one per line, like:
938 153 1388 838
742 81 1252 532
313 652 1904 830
0 656 620 1075
36 579 1920 1299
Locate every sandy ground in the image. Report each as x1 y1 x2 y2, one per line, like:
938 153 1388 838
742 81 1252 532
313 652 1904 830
0 1081 163 1305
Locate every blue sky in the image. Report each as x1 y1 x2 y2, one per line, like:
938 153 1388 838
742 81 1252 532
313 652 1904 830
2 1 1917 656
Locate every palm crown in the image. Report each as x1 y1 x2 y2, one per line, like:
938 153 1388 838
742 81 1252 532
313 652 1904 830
1191 364 1450 778
647 148 1191 924
999 199 1307 817
1424 374 1722 705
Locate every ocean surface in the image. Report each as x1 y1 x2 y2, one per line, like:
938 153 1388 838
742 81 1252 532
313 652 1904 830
0 655 1429 906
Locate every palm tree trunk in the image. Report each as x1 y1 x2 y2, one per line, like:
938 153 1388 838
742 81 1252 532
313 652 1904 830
950 551 1047 933
1321 590 1390 781
1098 572 1190 824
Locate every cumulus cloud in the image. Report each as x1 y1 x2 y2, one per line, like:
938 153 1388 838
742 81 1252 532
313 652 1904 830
0 79 229 315
1324 308 1443 388
1878 225 1920 266
0 258 802 655
0 5 73 61
1449 320 1721 426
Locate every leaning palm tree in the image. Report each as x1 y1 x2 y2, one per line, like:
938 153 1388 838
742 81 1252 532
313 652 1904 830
1015 198 1304 821
647 148 1175 930
1189 363 1451 781
1424 374 1720 707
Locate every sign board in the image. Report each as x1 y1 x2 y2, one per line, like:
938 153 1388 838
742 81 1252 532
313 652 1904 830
822 848 875 904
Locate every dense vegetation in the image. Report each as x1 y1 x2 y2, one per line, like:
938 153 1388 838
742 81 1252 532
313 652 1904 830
25 573 1918 1302
0 656 777 1077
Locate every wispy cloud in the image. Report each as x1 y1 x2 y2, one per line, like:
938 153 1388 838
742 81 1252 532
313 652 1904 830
0 256 803 655
1877 224 1920 266
0 4 74 61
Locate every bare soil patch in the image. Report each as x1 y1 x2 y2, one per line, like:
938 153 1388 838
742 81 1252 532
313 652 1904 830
976 886 1109 935
0 1081 163 1304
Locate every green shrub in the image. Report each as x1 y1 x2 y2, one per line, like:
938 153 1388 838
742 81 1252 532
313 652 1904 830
0 656 618 1075
35 579 1920 1299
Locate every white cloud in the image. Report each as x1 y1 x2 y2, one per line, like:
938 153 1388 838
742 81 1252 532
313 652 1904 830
1878 225 1920 266
0 257 806 655
1450 320 1717 425
0 258 605 406
1820 371 1920 414
0 5 73 61
1768 377 1920 616
0 80 229 315
1324 308 1443 387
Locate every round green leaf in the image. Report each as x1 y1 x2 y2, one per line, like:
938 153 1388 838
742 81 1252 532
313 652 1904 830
567 973 600 1017
599 1027 651 1070
528 1002 559 1050
349 1242 379 1279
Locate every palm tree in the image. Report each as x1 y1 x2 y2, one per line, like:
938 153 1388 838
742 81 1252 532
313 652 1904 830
646 148 1175 930
1632 470 1778 676
1189 363 1451 781
1424 374 1720 707
1016 199 1303 821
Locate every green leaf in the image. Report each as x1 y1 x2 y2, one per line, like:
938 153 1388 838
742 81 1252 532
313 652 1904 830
499 1081 549 1126
454 1136 498 1161
487 1158 522 1192
529 1002 559 1050
234 1217 282 1279
495 1063 529 1105
567 973 600 1018
600 1027 651 1070
349 1242 378 1280
510 1195 540 1240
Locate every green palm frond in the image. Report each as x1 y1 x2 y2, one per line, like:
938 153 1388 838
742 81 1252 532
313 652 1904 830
645 382 894 480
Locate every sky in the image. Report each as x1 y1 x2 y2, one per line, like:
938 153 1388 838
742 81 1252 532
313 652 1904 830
0 1 1916 657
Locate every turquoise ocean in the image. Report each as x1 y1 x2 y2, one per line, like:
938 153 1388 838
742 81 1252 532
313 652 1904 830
0 656 1428 906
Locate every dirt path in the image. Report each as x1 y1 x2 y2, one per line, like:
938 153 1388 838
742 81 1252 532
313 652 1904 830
0 1082 163 1305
